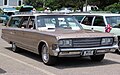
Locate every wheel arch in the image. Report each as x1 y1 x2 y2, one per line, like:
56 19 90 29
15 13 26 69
38 40 49 55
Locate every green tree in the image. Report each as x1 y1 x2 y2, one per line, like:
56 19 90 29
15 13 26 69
24 0 120 11
45 0 84 10
104 3 120 13
88 0 119 10
24 0 43 8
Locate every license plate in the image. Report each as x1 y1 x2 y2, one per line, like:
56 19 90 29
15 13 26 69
83 50 94 56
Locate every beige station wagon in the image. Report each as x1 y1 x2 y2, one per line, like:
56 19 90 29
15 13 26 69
1 12 118 65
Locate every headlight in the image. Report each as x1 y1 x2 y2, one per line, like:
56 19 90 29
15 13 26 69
101 38 113 45
58 39 72 47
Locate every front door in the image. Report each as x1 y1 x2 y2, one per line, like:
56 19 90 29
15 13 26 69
92 16 106 32
20 16 37 52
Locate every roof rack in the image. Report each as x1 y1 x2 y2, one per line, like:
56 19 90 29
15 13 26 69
15 12 33 15
68 11 89 14
68 11 112 14
15 11 70 15
89 11 112 13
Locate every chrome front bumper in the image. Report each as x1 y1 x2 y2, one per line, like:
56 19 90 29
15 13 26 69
53 45 118 57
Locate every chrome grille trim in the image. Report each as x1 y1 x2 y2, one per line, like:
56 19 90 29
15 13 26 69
72 38 101 48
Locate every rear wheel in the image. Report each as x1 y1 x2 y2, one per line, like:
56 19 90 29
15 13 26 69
90 54 105 62
12 43 20 52
41 44 57 65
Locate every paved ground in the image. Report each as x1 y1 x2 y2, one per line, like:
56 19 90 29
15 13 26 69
0 24 120 75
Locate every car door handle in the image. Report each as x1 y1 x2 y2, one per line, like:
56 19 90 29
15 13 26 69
91 28 94 30
91 28 95 32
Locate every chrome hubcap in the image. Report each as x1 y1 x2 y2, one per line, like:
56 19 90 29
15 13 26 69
118 42 120 52
12 43 16 51
42 45 49 63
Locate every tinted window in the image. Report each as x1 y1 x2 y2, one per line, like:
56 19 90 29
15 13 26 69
9 17 22 27
93 16 105 26
19 0 21 6
82 16 94 26
4 0 7 5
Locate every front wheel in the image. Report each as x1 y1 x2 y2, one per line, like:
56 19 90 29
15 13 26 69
115 41 120 54
12 42 20 52
118 41 120 54
90 54 105 62
41 44 57 65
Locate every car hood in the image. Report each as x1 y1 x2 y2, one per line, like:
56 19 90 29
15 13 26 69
39 29 114 39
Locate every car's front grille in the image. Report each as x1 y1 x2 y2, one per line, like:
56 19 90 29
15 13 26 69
72 38 101 48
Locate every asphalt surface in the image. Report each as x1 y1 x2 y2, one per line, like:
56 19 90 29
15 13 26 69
0 24 120 75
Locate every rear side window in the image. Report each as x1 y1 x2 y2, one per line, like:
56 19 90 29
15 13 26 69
9 16 22 27
81 16 94 26
19 16 29 28
93 16 105 26
28 16 35 29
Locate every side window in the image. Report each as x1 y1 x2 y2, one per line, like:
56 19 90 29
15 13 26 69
93 16 105 26
81 16 94 26
9 17 22 27
20 16 29 28
28 17 35 29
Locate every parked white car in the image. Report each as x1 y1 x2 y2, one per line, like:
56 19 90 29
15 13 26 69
70 13 120 53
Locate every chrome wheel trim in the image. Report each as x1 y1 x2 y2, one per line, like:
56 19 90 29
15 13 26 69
118 42 120 52
41 45 49 63
12 43 16 51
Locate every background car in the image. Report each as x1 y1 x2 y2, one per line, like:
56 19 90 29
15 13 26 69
0 14 9 25
71 13 120 53
0 7 18 25
19 5 33 12
2 7 18 16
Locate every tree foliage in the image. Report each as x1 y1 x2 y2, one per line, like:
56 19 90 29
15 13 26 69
45 0 85 10
104 3 120 13
24 0 43 7
88 0 119 9
24 0 119 11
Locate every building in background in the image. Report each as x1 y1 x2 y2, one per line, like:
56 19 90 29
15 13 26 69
0 0 23 9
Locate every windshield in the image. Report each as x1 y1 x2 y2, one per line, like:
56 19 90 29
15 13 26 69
37 15 82 30
106 16 120 28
